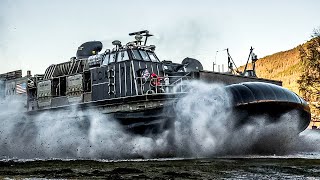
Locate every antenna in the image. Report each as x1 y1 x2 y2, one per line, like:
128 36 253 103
226 48 240 75
243 46 253 74
213 50 218 72
243 47 258 77
112 40 122 50
129 30 153 46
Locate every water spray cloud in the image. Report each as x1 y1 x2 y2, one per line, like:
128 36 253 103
0 81 317 160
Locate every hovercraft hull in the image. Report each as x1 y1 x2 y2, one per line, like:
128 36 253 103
25 82 310 135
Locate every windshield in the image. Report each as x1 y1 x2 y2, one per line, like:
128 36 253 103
109 52 116 63
139 50 150 61
147 52 159 62
117 51 129 62
132 50 142 60
102 54 109 65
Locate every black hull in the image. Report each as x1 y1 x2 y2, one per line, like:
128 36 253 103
114 82 311 134
235 102 310 130
113 107 173 134
26 82 311 135
112 102 310 135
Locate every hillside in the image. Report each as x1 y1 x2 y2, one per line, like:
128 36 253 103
238 45 303 94
254 46 303 94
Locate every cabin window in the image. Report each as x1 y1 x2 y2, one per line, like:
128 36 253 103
117 51 129 62
102 54 109 65
147 52 159 62
83 71 91 92
52 78 59 96
140 50 150 61
51 77 66 96
109 52 116 64
132 50 142 60
60 77 66 96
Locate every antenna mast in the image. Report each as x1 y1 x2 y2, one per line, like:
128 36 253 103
243 47 258 77
226 48 240 75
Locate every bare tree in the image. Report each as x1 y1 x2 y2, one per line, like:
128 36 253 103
311 27 320 38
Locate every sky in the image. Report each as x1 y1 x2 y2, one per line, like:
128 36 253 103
0 0 319 75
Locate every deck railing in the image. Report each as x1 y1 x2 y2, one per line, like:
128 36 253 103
135 74 191 95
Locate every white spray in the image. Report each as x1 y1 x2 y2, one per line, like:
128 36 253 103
0 80 318 159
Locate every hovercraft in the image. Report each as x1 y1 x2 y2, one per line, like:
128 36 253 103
0 30 311 134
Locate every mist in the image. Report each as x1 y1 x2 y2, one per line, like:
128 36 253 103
0 81 318 160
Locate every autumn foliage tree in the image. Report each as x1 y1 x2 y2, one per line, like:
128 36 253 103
297 28 320 118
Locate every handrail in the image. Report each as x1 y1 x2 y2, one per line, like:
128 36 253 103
135 74 191 94
171 72 191 85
